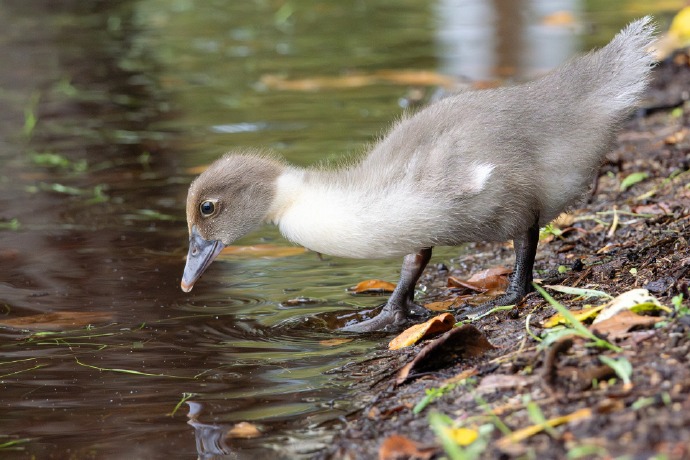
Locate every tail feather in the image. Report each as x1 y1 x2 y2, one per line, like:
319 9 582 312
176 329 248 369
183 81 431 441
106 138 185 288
545 16 657 118
596 16 657 112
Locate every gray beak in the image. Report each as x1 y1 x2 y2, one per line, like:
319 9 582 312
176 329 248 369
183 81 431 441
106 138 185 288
181 226 225 292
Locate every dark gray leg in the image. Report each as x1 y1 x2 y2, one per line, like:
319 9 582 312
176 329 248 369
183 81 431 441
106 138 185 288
342 247 432 332
465 222 539 316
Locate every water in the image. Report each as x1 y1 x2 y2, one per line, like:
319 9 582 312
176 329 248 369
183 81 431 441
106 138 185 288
0 1 678 458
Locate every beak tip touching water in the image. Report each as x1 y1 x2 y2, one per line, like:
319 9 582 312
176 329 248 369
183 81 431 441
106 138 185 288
180 279 194 293
181 227 225 294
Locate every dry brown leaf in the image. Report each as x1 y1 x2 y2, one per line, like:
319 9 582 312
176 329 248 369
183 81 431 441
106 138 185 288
388 313 455 350
441 368 479 386
349 279 397 294
226 421 261 439
590 310 661 340
448 266 511 295
631 203 672 215
664 128 688 145
0 311 114 331
378 434 436 460
423 297 467 312
476 374 535 393
396 325 495 385
219 244 307 258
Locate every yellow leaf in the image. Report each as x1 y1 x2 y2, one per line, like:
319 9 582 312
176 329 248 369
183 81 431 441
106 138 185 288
497 407 592 448
669 6 690 41
444 427 478 446
541 305 605 328
388 313 455 350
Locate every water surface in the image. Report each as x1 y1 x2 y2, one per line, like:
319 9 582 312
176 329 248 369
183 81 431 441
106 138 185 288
0 1 677 458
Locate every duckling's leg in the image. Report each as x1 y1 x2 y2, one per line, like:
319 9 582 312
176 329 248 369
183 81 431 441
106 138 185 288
464 222 539 317
342 248 432 332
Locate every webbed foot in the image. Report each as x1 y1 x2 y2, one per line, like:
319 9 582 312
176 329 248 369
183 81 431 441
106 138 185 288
341 301 429 333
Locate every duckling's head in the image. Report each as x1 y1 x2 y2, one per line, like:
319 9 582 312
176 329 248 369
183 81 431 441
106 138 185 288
181 152 284 292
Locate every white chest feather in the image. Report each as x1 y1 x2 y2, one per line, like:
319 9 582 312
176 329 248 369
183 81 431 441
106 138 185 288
265 162 494 259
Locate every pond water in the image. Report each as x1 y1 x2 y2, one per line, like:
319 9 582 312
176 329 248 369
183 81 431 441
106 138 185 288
0 1 678 458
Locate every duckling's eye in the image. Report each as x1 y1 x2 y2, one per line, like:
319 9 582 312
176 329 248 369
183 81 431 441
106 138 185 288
199 200 216 217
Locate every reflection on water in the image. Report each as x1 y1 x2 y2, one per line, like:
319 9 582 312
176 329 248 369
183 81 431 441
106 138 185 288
0 0 678 458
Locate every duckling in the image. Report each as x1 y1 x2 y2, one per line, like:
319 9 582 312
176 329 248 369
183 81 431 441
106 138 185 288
181 18 656 332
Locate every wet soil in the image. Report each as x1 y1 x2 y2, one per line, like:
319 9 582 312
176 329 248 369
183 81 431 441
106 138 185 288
320 52 690 459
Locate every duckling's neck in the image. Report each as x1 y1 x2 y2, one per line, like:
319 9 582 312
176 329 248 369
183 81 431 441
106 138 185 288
265 167 420 259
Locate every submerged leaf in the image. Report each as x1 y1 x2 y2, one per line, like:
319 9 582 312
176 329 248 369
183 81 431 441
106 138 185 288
0 311 113 331
349 279 396 294
226 422 261 439
319 338 353 347
219 244 308 259
389 313 456 350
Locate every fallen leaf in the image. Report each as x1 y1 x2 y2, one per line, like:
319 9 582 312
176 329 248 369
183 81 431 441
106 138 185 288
388 313 455 350
541 10 577 27
280 297 322 306
543 285 613 299
441 368 479 386
185 164 209 175
319 338 353 347
476 374 535 393
541 305 605 328
378 434 436 460
496 407 592 449
219 244 307 259
631 203 672 215
0 311 114 331
396 325 494 385
620 172 649 192
444 427 479 447
349 279 396 294
373 69 456 87
423 297 466 312
260 69 455 92
448 266 511 295
226 421 261 439
590 310 661 340
664 128 688 145
592 289 670 324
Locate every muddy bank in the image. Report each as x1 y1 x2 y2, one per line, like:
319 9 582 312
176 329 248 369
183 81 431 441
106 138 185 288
320 51 690 459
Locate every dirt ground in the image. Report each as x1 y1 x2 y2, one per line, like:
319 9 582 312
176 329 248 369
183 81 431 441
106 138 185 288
319 51 690 459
